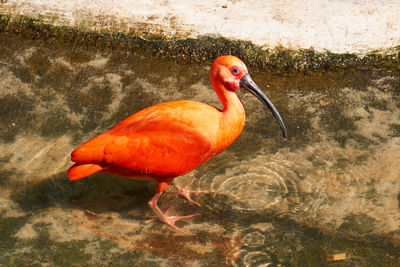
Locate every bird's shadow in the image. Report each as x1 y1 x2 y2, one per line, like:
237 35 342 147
10 171 157 218
10 171 209 223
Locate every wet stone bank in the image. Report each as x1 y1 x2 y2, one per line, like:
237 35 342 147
1 15 400 71
1 29 400 266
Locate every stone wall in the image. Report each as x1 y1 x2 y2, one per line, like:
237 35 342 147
1 0 399 55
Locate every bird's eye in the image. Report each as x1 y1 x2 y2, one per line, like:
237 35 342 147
231 67 239 75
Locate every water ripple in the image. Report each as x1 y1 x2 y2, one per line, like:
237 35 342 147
199 152 300 212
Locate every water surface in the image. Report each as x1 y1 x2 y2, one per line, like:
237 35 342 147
1 32 400 266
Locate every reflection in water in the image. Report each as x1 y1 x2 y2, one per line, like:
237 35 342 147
1 31 400 265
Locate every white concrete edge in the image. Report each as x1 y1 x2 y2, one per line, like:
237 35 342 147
1 0 400 55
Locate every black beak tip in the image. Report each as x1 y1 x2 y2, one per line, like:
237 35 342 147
283 129 288 139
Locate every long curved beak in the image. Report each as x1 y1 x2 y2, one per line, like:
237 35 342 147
240 74 287 138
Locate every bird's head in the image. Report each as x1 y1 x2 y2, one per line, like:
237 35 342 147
211 55 287 138
211 55 249 91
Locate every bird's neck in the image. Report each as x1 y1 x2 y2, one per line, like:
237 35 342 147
213 81 246 151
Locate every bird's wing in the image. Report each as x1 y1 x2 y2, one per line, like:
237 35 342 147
71 101 217 176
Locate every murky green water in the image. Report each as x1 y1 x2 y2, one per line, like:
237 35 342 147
1 31 400 266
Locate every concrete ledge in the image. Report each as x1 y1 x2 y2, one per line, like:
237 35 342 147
1 0 400 70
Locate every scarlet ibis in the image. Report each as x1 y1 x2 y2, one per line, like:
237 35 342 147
68 55 287 232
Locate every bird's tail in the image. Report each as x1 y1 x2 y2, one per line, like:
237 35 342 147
67 163 103 180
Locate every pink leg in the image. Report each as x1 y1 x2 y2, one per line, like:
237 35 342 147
174 178 215 207
145 192 199 233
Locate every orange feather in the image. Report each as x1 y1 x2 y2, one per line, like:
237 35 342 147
68 163 103 180
69 100 235 179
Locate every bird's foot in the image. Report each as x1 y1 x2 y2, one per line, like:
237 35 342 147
145 207 199 233
174 178 215 207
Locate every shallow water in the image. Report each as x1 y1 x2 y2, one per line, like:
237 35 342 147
1 32 400 266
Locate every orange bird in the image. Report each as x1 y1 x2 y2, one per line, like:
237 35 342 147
68 55 287 232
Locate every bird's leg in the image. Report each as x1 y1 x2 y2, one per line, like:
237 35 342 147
173 178 215 207
145 191 199 233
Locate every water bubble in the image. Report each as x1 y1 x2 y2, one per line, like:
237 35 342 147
243 230 265 248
